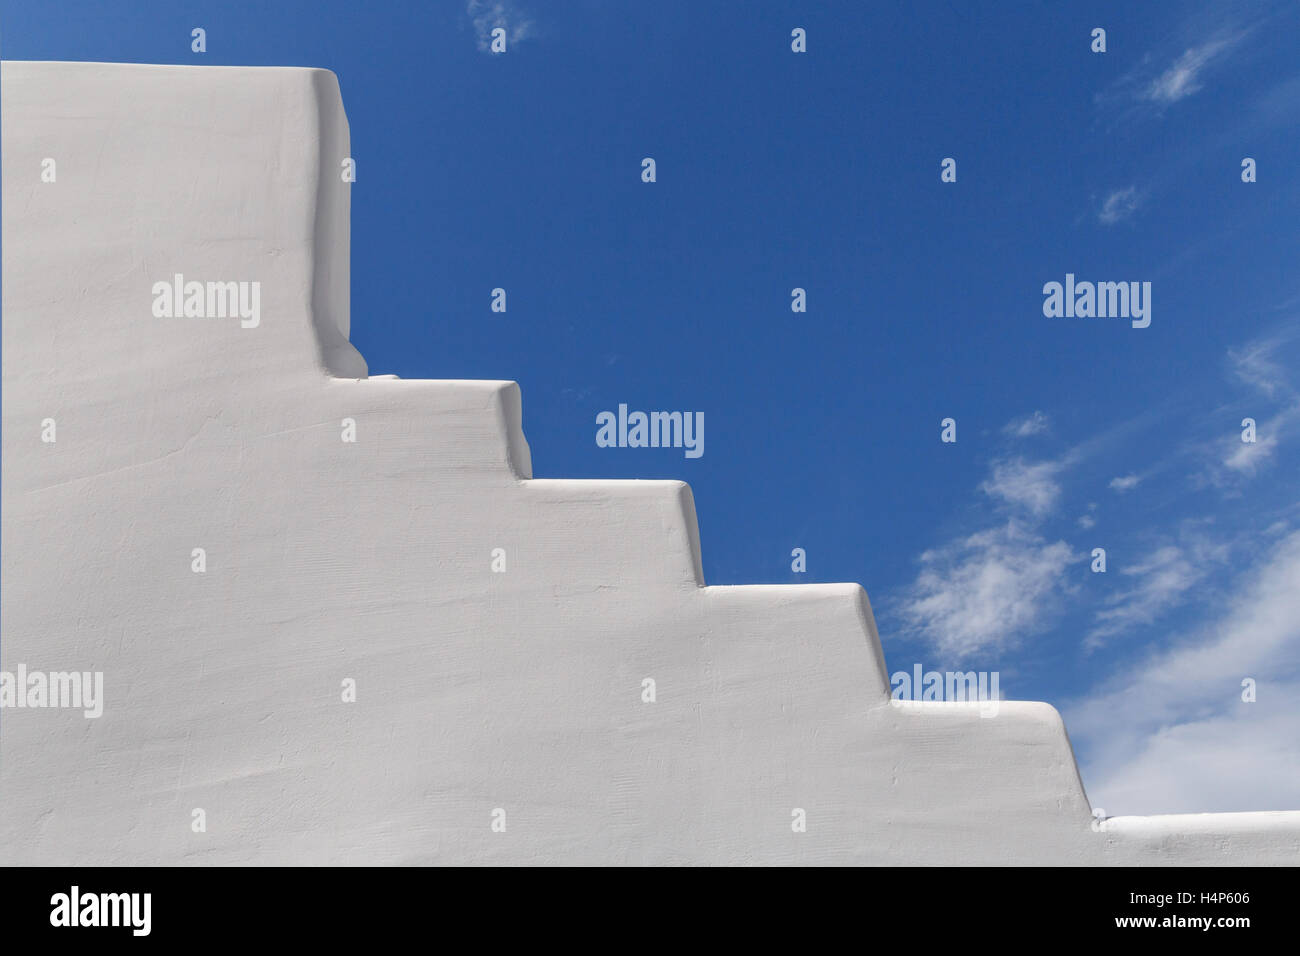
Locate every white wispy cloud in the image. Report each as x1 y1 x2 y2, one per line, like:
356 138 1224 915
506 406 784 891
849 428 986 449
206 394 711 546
1004 410 1050 437
1229 334 1292 399
1085 533 1229 648
981 458 1063 517
467 1 535 52
895 439 1102 659
1094 20 1256 121
1077 514 1096 530
1109 474 1141 492
1098 186 1142 225
1223 433 1280 474
1144 37 1237 104
1068 529 1300 814
1205 329 1300 483
896 521 1075 660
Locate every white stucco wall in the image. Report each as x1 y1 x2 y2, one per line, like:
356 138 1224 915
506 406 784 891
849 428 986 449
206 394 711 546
2 61 1296 865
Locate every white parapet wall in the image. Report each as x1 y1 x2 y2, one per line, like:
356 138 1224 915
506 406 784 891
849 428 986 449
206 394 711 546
2 61 1296 865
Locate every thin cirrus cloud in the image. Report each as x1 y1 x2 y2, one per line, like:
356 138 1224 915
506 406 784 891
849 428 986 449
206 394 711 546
1060 330 1299 811
1098 186 1142 225
1068 528 1300 814
1208 329 1300 481
1084 534 1228 649
1223 432 1280 474
1093 20 1255 121
893 440 1076 659
895 520 1075 661
1230 333 1291 398
891 326 1297 670
467 1 535 51
1143 36 1238 104
1003 410 1050 437
980 457 1063 516
893 415 1098 659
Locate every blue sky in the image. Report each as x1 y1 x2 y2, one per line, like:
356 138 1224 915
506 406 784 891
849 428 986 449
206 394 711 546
4 0 1298 816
